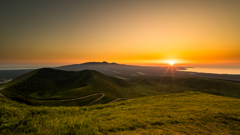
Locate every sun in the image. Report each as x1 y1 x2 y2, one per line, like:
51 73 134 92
169 61 174 66
158 59 180 66
168 60 175 66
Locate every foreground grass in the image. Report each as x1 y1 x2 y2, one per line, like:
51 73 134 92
1 92 240 135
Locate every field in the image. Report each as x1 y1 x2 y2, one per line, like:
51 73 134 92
1 92 240 134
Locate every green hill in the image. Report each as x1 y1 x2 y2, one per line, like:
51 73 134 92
157 77 240 98
135 79 153 86
1 92 240 134
1 68 132 106
119 77 240 100
2 68 240 107
1 68 240 134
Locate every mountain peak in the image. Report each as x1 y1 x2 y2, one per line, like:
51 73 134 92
82 61 119 65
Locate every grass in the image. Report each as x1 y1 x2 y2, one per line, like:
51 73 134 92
1 92 240 134
126 77 240 97
1 68 132 105
1 68 240 134
156 77 240 98
32 94 102 106
2 68 240 107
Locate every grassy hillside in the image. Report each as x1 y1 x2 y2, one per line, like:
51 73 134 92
1 92 240 134
114 77 240 101
2 68 240 107
1 68 132 106
154 77 240 98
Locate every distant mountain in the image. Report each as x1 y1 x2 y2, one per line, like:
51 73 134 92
55 62 240 82
55 61 185 78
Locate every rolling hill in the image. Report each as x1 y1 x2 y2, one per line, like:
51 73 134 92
1 68 132 106
130 77 240 99
1 68 240 107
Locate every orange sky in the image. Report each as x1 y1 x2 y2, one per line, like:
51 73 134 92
0 0 240 68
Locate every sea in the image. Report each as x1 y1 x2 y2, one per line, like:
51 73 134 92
1 66 240 75
0 66 46 70
0 67 37 70
181 67 240 75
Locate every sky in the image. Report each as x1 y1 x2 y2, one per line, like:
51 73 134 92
0 0 240 68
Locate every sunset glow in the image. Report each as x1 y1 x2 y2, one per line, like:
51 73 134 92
168 60 175 66
0 1 240 69
1 1 240 135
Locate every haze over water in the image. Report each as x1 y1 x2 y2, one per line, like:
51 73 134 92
1 64 240 76
182 67 240 75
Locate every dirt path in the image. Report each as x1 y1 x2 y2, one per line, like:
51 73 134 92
107 98 128 104
0 88 5 97
61 93 105 105
60 93 126 105
86 93 105 106
0 89 124 105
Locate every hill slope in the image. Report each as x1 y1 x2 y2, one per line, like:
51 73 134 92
1 92 240 134
2 68 240 106
127 77 240 99
1 68 132 105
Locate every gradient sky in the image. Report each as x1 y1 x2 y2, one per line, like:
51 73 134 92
0 0 240 67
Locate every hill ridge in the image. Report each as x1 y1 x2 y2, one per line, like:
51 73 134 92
2 68 132 105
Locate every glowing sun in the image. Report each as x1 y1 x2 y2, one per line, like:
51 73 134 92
168 60 175 66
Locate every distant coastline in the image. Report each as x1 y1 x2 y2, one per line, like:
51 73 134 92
0 67 40 70
181 67 240 75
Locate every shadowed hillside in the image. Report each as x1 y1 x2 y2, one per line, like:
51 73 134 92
135 79 153 86
1 68 132 106
135 77 240 99
2 68 240 107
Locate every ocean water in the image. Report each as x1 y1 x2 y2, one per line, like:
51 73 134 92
1 66 240 75
181 67 240 75
0 67 38 70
